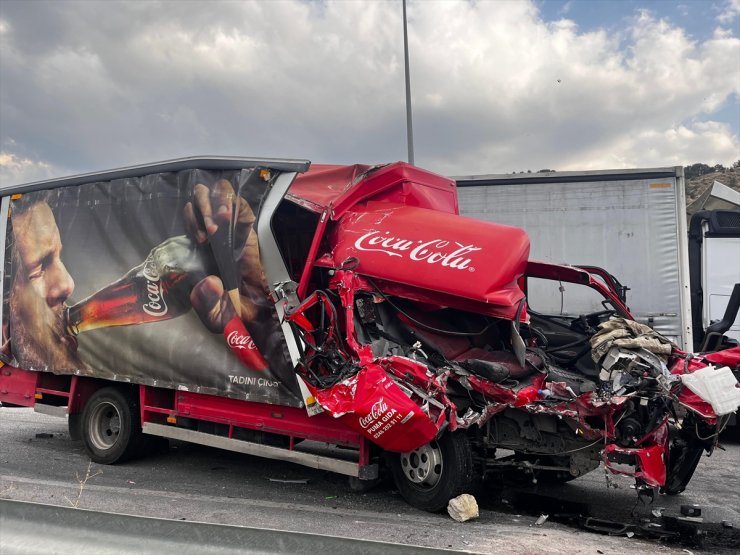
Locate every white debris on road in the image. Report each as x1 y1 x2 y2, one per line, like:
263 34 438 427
447 494 479 522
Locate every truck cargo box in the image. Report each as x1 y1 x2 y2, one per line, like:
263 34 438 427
455 168 693 349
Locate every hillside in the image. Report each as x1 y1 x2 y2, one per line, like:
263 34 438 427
685 167 740 214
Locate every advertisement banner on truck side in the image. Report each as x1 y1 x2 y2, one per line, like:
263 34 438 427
1 168 301 406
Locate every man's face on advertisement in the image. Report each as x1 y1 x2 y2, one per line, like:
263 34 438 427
9 200 81 369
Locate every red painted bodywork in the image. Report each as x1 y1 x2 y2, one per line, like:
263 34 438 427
309 363 441 452
669 346 740 419
280 162 732 486
286 162 459 217
321 203 530 320
170 390 362 446
525 260 633 318
603 443 667 488
0 366 38 406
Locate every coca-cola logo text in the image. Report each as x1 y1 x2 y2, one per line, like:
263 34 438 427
354 231 481 270
359 398 388 429
227 331 257 350
141 264 168 317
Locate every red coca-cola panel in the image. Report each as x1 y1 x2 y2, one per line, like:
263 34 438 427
312 363 440 453
327 203 530 320
287 162 459 217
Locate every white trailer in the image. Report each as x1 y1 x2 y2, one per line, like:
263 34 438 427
454 168 694 349
688 183 740 350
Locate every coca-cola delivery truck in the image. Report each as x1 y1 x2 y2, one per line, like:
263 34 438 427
1 157 739 511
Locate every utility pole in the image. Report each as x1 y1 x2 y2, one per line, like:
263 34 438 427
402 0 415 165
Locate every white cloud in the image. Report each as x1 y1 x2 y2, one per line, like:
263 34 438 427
0 152 58 187
718 0 740 23
409 5 739 174
0 0 737 182
558 120 739 170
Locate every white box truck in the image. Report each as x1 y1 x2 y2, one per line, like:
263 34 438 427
455 168 693 349
455 168 740 354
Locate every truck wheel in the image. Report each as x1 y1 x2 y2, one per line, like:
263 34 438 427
390 431 474 512
81 387 143 464
661 427 705 495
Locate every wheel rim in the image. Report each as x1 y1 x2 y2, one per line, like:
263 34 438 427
88 401 122 450
399 440 443 488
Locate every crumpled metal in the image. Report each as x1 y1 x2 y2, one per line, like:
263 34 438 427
590 318 676 362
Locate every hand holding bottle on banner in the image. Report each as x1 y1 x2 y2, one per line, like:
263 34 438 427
183 179 269 371
63 177 270 372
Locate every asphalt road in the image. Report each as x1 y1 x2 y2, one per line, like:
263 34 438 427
1 407 738 554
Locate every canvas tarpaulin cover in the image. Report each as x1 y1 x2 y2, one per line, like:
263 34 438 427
1 168 301 406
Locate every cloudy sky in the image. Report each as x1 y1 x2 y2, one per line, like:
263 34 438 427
0 0 738 186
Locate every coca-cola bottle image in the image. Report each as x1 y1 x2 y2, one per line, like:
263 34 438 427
66 236 209 333
65 235 269 371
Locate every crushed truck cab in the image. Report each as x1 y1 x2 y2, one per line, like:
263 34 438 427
1 158 738 512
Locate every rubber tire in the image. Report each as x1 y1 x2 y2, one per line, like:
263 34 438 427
81 387 144 464
390 431 474 512
661 436 704 495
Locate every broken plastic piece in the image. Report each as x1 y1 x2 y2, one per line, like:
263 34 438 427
680 365 740 415
680 505 702 517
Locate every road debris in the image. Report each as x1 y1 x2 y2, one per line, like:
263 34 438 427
680 505 701 517
268 478 309 484
447 494 479 523
534 514 549 526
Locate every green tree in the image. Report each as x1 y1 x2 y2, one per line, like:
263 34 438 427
684 163 713 179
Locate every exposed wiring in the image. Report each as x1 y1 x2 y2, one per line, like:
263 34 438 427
287 289 358 388
556 438 604 455
516 437 604 457
694 414 730 441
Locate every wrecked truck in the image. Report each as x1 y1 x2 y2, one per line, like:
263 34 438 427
0 157 738 512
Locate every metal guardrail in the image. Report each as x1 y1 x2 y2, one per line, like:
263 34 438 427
0 498 462 555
